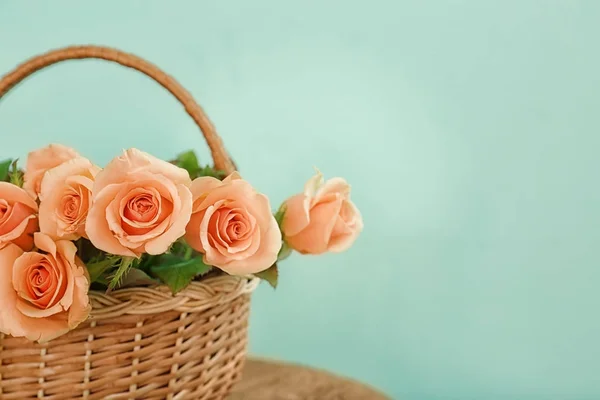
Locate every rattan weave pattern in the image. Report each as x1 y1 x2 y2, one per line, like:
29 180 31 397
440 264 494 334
0 45 260 399
0 276 259 399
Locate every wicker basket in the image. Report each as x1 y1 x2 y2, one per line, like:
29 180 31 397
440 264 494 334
0 46 260 400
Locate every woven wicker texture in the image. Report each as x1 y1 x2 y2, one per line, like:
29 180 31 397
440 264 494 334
231 359 391 399
0 276 259 399
0 45 258 399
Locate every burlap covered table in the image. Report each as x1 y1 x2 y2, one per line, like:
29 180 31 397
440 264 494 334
231 359 390 399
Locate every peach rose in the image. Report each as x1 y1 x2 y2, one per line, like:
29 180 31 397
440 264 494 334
0 182 38 251
0 233 91 343
185 172 281 275
85 148 193 257
23 144 80 199
39 157 100 240
282 171 363 255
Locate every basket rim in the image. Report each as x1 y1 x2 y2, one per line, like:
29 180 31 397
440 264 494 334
88 275 259 320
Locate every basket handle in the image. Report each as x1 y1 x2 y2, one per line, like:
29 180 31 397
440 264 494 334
0 45 236 174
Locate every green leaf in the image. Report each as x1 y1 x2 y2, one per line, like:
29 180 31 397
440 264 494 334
86 257 117 284
198 165 227 180
119 268 159 288
255 264 278 289
137 254 158 272
150 254 213 294
107 257 137 291
0 159 12 182
184 244 194 260
9 159 23 187
176 150 200 177
277 241 292 261
274 204 286 230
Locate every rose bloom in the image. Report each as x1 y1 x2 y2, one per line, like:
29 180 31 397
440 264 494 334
0 182 38 251
39 157 100 240
0 233 91 343
185 172 281 275
282 171 363 255
23 144 80 199
86 148 192 257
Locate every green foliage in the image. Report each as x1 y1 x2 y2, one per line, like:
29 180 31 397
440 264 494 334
107 257 137 291
86 257 118 284
0 159 12 182
85 240 214 294
175 150 200 177
255 264 278 289
274 204 286 230
273 204 293 261
172 149 227 180
149 254 213 294
76 238 105 265
277 241 292 261
119 268 159 288
9 160 23 187
197 165 227 180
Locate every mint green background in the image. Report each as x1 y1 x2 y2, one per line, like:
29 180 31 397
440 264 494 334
2 1 600 399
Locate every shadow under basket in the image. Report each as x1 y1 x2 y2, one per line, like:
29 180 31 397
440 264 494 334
0 276 259 400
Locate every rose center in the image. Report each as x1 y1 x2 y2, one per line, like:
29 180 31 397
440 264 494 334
28 266 52 297
229 221 243 238
135 198 153 214
124 194 158 223
24 261 63 309
60 194 81 221
221 212 252 243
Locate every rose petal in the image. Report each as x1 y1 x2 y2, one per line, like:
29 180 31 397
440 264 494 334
224 209 257 254
86 184 137 257
328 200 364 253
34 232 58 258
0 182 38 211
107 175 178 237
218 211 281 274
199 203 229 266
0 203 38 250
0 244 70 342
54 238 78 310
282 193 311 237
286 198 343 255
39 157 97 240
197 179 254 212
190 176 223 212
39 157 97 202
67 259 91 330
144 184 192 254
94 148 191 194
210 208 229 247
13 254 60 315
304 170 324 198
8 216 37 251
24 144 80 199
0 202 36 235
315 177 351 202
0 236 90 343
119 187 163 231
222 171 243 183
185 211 207 253
0 244 27 338
117 217 170 247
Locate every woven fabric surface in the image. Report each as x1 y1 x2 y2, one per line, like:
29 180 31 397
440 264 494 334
0 276 259 400
231 359 391 400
